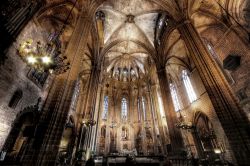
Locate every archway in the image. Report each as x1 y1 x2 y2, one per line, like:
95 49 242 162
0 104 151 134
58 116 76 165
192 111 219 160
2 111 36 162
99 125 106 155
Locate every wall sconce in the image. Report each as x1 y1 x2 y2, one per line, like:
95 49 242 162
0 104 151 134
82 119 96 127
214 148 222 154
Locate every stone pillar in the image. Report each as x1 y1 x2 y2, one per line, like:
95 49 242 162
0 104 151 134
91 83 103 152
22 2 103 165
82 65 101 159
157 68 184 154
147 83 161 154
151 84 168 153
177 21 250 164
95 86 105 155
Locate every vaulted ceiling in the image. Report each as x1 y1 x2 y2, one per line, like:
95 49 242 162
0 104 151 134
99 0 163 82
34 0 250 83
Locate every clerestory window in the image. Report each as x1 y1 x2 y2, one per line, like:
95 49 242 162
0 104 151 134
182 70 197 103
169 83 181 112
102 96 109 120
142 96 146 120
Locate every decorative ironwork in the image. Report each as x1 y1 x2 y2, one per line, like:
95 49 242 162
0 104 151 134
176 121 194 130
18 34 70 74
109 121 117 128
82 119 96 127
17 0 78 74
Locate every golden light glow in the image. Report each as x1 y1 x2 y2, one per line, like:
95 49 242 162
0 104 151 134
157 90 165 117
42 56 52 64
214 148 222 154
27 56 37 64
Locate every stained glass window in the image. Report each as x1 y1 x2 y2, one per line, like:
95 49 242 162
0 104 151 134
206 41 234 84
70 80 80 111
137 97 141 121
182 70 197 103
121 97 128 120
142 97 146 120
169 83 181 112
102 96 109 120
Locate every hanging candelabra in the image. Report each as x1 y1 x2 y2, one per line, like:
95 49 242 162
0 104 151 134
17 0 78 74
18 35 70 74
82 118 96 127
176 121 194 130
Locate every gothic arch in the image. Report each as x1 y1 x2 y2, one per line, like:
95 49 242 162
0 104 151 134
58 115 76 165
2 106 39 161
191 111 219 159
192 111 212 129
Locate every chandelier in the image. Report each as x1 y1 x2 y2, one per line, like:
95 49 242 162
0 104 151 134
176 121 194 130
82 118 96 127
17 0 78 74
18 35 70 74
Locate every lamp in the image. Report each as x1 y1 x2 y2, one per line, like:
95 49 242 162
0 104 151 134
18 37 70 74
214 148 221 154
82 118 96 127
175 111 194 130
17 0 78 74
176 121 194 130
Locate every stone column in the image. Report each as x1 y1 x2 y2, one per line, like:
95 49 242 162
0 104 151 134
91 83 104 152
177 21 250 164
147 83 160 154
157 68 184 154
82 65 101 158
151 84 168 153
23 2 103 165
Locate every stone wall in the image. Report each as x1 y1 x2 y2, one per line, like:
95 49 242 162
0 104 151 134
201 27 250 120
0 20 51 150
175 69 235 162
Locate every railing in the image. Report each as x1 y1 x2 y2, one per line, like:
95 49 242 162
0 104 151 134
169 158 193 166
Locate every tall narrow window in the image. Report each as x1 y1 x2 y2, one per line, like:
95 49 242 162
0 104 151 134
8 90 23 108
27 68 49 87
70 80 80 111
141 97 146 120
169 83 181 112
121 97 128 120
102 96 109 120
206 42 234 84
137 97 141 122
182 70 197 103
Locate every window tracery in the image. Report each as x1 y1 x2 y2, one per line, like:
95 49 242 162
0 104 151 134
137 97 141 121
182 70 197 103
27 68 48 87
121 97 128 120
206 41 235 84
169 83 181 112
70 80 80 111
142 96 146 120
102 95 109 120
